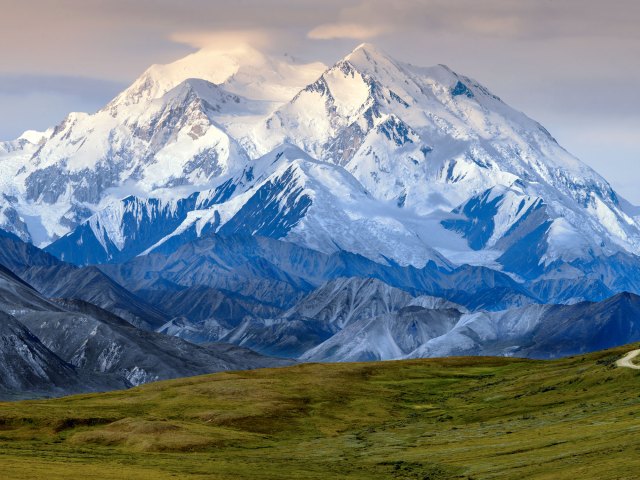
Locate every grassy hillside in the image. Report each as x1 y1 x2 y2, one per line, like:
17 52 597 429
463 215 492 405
1 345 639 479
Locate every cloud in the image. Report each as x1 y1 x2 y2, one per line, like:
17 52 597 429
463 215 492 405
170 29 277 51
306 0 640 43
460 16 525 37
308 22 389 40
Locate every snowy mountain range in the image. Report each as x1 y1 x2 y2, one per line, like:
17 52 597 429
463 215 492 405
2 43 638 278
2 43 640 396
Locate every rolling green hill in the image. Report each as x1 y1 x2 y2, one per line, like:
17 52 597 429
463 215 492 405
1 345 639 479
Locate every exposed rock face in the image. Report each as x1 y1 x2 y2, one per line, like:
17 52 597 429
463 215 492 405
0 259 292 399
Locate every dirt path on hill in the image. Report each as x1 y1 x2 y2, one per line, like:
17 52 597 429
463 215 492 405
616 349 640 369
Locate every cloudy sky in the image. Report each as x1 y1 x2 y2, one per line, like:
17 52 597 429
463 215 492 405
1 0 639 200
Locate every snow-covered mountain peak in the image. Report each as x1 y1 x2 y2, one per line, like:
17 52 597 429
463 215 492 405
339 43 464 102
344 42 392 64
17 129 52 145
109 47 257 109
109 45 326 111
350 42 381 54
158 77 269 120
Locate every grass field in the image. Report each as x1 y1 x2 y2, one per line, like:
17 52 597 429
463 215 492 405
0 344 639 479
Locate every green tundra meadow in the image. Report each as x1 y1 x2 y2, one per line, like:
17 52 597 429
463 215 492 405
0 344 639 479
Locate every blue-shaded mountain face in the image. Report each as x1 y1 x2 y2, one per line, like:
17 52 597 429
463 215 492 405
441 185 548 252
0 234 292 399
0 231 169 330
3 226 640 373
44 195 199 265
97 233 536 312
300 290 640 363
